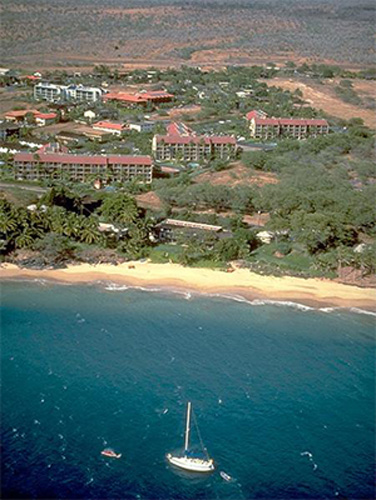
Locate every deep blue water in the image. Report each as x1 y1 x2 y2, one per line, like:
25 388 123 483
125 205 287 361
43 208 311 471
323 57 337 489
1 281 375 500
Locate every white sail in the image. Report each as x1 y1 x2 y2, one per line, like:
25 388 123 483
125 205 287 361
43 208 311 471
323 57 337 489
184 401 191 452
167 402 215 473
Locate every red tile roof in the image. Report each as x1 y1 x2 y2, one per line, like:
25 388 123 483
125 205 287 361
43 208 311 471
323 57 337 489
166 121 195 136
4 109 39 118
210 136 237 145
254 118 280 126
156 134 206 145
107 155 152 165
279 118 308 126
14 152 152 166
155 134 236 145
14 153 106 165
306 119 329 126
104 92 148 104
93 120 126 131
250 114 328 127
35 112 57 120
246 110 268 120
104 90 174 104
139 90 174 100
25 75 41 81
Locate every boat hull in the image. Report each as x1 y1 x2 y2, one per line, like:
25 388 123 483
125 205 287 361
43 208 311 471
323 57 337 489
167 453 215 472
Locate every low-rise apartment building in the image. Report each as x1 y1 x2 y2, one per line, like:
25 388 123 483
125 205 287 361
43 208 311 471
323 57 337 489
246 110 329 139
104 90 174 107
154 218 226 243
3 109 57 126
4 109 40 123
34 82 104 103
34 83 64 102
92 121 127 136
128 121 156 133
66 84 104 102
14 152 153 184
35 112 58 127
152 134 236 162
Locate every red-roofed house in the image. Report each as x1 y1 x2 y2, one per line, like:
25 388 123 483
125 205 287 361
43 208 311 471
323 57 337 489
24 75 41 82
245 109 268 121
4 109 40 123
4 109 57 126
92 121 128 136
152 134 236 161
34 112 58 126
246 110 329 139
166 122 195 136
14 152 153 183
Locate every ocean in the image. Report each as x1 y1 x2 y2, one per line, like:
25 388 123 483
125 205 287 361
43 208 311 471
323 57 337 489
1 281 375 500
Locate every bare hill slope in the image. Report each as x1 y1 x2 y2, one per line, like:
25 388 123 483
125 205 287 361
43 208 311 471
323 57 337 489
1 0 375 68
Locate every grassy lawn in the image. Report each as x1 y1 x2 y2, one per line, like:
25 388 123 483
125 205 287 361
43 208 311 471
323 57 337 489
0 185 41 206
249 242 335 278
148 244 184 263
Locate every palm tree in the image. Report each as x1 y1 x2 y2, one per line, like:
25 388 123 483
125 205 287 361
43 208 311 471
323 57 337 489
15 229 34 249
49 206 68 235
0 212 18 236
79 217 101 245
62 213 80 238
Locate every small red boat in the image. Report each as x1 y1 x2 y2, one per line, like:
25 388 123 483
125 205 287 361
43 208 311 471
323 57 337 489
101 448 122 459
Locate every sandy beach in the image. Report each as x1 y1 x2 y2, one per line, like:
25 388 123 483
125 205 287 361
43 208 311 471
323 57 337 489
1 262 375 311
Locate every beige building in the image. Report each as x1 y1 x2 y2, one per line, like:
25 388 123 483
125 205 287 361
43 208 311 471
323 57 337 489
14 152 153 184
152 135 237 162
246 110 329 140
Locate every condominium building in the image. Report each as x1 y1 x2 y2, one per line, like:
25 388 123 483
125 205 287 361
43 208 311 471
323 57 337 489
66 84 104 102
152 134 236 162
14 152 153 183
34 82 104 103
246 110 329 139
34 83 65 102
128 121 156 133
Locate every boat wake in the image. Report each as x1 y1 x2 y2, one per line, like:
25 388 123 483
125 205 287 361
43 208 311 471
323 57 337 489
301 451 318 471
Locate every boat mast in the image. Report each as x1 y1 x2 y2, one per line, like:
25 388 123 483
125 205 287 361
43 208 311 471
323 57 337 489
184 401 192 452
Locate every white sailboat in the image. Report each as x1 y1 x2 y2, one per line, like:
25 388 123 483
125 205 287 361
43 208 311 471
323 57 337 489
166 401 215 473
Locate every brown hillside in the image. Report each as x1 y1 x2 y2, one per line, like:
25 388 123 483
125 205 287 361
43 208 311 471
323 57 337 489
1 1 375 69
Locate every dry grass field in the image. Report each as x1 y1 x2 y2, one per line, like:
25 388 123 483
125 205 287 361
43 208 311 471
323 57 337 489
1 0 375 70
270 77 376 128
194 163 279 188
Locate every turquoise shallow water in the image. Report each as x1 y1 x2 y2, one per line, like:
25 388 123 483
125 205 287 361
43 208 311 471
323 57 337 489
1 281 375 500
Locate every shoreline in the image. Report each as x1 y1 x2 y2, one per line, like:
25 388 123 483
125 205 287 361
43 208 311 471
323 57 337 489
1 262 375 312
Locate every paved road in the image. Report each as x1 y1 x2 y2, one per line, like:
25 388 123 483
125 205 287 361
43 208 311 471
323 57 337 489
0 182 47 193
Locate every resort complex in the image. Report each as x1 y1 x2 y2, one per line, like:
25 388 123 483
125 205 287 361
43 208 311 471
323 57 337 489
13 147 153 183
246 110 329 139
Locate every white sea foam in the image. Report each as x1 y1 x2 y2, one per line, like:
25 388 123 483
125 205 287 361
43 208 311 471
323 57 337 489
9 276 375 316
349 307 376 318
105 284 130 291
104 282 162 293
